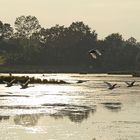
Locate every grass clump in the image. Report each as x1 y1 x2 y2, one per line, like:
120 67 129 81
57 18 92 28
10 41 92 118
0 75 68 84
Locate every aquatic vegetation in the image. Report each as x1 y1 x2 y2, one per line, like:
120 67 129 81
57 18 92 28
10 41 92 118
0 75 68 84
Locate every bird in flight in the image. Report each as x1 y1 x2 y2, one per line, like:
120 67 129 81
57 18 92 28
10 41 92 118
19 79 30 89
3 79 16 87
104 81 118 90
89 49 102 59
125 80 136 87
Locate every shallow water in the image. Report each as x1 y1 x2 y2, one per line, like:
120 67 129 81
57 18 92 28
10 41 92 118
0 73 140 140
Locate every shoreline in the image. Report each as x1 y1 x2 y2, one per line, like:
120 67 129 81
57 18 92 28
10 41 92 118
0 65 139 77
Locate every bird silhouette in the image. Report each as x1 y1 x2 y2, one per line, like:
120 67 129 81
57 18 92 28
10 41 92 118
89 49 102 59
125 80 136 87
19 79 30 89
104 81 118 90
3 79 16 87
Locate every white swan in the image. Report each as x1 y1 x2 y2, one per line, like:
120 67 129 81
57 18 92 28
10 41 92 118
3 79 16 87
19 79 30 89
89 49 102 59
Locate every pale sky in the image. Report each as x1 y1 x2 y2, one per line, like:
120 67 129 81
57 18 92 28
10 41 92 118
0 0 140 40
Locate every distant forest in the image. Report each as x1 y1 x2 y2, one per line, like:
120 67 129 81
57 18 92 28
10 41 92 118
0 15 140 72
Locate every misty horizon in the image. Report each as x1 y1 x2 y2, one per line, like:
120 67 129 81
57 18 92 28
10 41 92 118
0 0 140 41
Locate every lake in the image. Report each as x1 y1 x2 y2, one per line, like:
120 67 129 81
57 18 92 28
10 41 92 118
0 73 140 140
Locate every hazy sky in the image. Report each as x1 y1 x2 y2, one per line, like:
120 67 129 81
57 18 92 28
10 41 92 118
0 0 140 40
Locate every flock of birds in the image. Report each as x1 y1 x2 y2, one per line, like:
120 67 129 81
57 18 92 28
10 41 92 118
104 81 138 90
3 79 30 89
2 76 138 90
88 49 138 89
1 49 138 90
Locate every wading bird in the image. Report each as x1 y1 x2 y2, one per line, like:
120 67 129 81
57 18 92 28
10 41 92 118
89 49 102 59
19 79 30 89
104 81 118 90
3 79 16 87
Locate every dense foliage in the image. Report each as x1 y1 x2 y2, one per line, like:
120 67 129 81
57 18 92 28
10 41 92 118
0 15 140 72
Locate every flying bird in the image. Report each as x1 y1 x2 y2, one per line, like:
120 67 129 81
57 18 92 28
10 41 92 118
89 49 102 59
3 79 16 87
125 80 136 87
19 79 30 89
104 81 118 90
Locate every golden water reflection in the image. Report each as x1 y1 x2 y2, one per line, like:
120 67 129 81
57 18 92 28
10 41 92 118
0 74 140 140
102 102 122 112
12 104 96 126
14 114 40 127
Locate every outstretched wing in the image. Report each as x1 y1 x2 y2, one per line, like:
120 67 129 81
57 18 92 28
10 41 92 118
95 49 102 56
131 80 135 85
90 53 97 59
3 81 8 84
24 79 30 86
125 81 135 86
89 49 96 53
113 84 117 87
125 81 130 86
89 49 101 59
18 79 30 89
10 79 15 84
104 81 112 88
17 81 25 88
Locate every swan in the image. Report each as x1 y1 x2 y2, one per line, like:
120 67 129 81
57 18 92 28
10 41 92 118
19 79 30 89
125 80 136 87
104 81 117 90
3 79 16 87
89 49 102 59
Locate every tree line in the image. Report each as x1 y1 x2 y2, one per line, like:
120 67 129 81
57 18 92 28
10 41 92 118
0 15 140 72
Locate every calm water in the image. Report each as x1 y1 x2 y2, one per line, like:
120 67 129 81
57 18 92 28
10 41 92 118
0 73 140 140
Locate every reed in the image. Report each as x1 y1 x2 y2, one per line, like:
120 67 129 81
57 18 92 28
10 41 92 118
0 75 68 84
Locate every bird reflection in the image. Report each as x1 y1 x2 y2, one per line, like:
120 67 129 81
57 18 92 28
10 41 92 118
102 102 122 112
68 111 90 123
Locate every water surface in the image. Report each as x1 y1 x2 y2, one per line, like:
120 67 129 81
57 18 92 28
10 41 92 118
0 73 140 140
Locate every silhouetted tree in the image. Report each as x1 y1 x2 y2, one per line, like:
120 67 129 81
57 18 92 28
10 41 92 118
0 21 13 40
14 15 41 39
0 16 140 72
